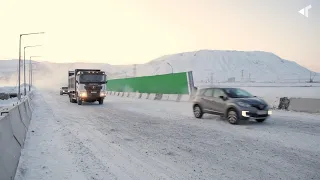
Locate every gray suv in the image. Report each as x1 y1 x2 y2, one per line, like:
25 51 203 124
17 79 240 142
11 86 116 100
192 87 272 124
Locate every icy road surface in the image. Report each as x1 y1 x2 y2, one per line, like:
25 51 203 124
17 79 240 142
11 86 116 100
15 91 320 180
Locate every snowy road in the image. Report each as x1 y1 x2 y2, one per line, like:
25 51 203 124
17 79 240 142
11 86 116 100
15 90 320 180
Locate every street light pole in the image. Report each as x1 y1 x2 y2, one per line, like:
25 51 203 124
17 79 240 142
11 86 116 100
18 35 22 99
167 62 173 74
24 45 42 95
17 32 45 100
29 56 41 91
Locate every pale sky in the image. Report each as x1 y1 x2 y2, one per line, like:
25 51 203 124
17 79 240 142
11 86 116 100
0 0 319 71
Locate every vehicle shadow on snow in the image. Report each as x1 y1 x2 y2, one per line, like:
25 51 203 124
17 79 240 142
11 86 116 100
201 114 274 126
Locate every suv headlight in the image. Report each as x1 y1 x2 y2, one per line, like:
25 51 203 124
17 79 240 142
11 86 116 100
236 102 251 108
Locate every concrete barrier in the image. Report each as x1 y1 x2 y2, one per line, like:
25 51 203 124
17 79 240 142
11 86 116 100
141 93 149 99
0 91 34 180
148 93 156 100
135 93 142 99
0 114 22 180
161 94 170 101
20 101 30 126
9 105 27 147
154 93 163 100
107 91 320 114
128 92 136 98
168 94 179 101
180 94 191 102
123 92 129 97
25 99 32 117
288 98 320 113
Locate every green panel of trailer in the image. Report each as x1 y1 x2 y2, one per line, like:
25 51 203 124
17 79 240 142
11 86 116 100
106 72 189 94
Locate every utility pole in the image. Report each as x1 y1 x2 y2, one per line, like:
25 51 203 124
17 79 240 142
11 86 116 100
24 45 42 95
249 73 251 82
241 70 244 81
210 72 214 85
309 71 312 83
133 64 137 77
29 56 41 90
167 62 173 74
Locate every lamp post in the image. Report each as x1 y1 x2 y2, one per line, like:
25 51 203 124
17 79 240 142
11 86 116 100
24 45 42 95
18 32 45 99
167 62 173 74
29 56 41 91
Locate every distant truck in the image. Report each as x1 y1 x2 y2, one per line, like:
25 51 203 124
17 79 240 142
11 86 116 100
68 69 107 105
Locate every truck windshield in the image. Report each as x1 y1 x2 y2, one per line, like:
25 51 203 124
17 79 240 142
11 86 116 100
79 74 105 83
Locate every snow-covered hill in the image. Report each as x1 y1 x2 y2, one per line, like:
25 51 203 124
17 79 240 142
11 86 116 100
0 50 319 88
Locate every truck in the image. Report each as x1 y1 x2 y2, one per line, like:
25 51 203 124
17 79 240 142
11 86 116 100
68 69 108 105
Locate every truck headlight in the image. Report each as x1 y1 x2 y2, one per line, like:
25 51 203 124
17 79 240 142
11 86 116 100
80 92 87 97
100 92 106 97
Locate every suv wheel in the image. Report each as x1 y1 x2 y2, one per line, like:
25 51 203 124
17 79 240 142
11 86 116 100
193 105 203 118
227 109 239 124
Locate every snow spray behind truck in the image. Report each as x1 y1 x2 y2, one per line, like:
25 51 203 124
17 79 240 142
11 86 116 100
68 69 107 105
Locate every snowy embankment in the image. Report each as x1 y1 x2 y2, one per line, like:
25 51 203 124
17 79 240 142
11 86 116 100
0 97 19 108
14 90 320 180
0 86 17 93
0 86 17 108
0 86 32 108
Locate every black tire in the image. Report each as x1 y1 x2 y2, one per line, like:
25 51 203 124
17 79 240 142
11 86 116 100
227 109 240 125
98 98 104 104
193 105 203 118
77 97 82 105
60 92 63 95
256 118 266 123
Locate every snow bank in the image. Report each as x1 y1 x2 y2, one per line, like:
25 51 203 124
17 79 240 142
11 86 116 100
0 97 19 107
0 86 17 93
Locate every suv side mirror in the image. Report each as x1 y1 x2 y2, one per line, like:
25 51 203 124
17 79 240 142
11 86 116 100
106 80 108 84
219 95 228 101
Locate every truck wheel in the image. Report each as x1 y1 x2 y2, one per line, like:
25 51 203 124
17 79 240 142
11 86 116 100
77 98 82 105
99 98 104 104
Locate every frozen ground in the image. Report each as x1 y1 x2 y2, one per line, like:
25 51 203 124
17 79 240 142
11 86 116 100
14 90 320 180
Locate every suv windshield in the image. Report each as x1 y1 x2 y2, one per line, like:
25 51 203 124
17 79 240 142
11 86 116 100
223 88 254 98
79 74 105 83
62 87 68 90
